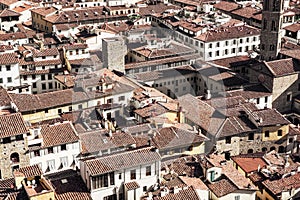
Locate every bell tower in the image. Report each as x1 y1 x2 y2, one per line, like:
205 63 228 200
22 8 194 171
260 0 284 61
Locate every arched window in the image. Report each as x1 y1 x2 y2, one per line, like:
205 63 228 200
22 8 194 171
270 146 276 151
10 152 19 163
278 146 285 153
248 149 254 154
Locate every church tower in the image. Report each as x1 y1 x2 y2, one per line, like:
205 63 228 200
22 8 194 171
260 0 284 61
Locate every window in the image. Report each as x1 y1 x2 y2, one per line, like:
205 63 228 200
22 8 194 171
208 52 212 57
234 196 240 200
0 78 3 83
61 144 67 151
32 75 36 80
119 173 122 179
42 56 46 59
216 42 220 47
248 133 254 140
48 83 53 89
3 137 11 144
287 93 292 102
42 83 46 90
60 156 68 168
16 135 23 141
246 38 249 42
216 51 219 56
289 138 293 143
107 98 113 104
69 106 72 112
143 186 147 192
146 166 151 176
118 96 125 101
209 43 212 48
109 172 114 185
130 170 136 180
48 74 52 80
239 38 243 43
0 66 1 71
34 150 40 157
6 65 11 71
23 75 27 81
233 39 236 44
41 75 45 81
48 147 53 154
7 77 12 83
265 130 270 137
58 109 62 114
265 96 268 103
78 104 82 109
239 47 242 52
225 136 231 144
278 129 282 136
256 98 260 104
47 160 55 171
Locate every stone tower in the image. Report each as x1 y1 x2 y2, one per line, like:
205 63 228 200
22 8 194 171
260 0 284 61
102 37 126 74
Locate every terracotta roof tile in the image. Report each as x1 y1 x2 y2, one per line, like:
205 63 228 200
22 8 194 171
0 53 18 65
263 172 300 196
156 186 201 200
231 155 267 173
264 58 300 77
207 178 238 198
85 147 160 176
64 43 88 50
252 109 290 126
195 25 260 42
213 1 239 12
16 164 43 178
0 9 20 17
124 181 140 191
0 113 27 138
152 126 206 150
0 87 12 108
47 170 91 200
284 23 300 32
40 122 79 147
0 32 27 41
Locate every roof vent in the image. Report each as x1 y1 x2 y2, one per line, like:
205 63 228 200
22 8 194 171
61 179 68 184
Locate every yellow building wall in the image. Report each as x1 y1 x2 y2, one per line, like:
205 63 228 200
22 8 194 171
22 102 88 123
29 191 55 200
183 142 205 155
261 125 289 141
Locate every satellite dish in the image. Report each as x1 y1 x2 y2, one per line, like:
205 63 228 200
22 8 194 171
258 74 265 83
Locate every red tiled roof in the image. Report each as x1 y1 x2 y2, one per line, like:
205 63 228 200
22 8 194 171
284 23 300 32
263 172 300 196
48 170 91 200
0 113 27 138
64 43 88 50
0 32 27 41
16 164 43 178
33 48 59 57
207 178 238 198
195 25 260 42
85 147 160 176
264 58 300 77
152 126 206 150
40 122 79 147
124 181 140 191
0 9 20 17
0 87 12 108
231 156 267 173
213 1 239 12
0 53 18 65
156 186 201 200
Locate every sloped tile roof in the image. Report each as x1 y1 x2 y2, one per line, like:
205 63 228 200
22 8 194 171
124 181 140 191
0 113 27 138
85 147 160 176
16 164 43 178
40 122 79 147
